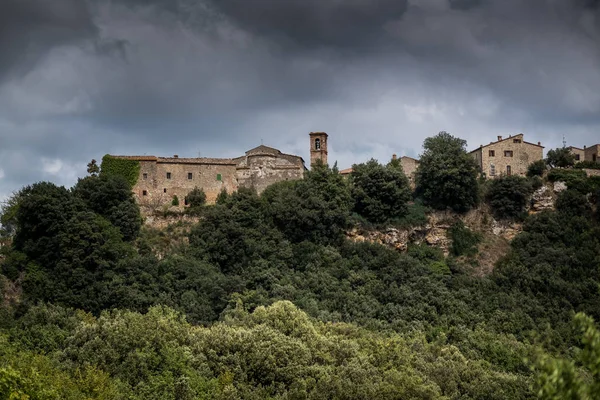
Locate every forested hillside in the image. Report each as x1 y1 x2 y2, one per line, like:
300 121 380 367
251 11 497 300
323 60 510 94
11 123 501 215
1 132 600 399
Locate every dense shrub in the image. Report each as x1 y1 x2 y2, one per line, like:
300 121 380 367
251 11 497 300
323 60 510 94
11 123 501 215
184 187 206 209
574 161 600 170
486 175 533 220
448 220 481 256
415 131 479 212
527 159 547 177
350 159 411 224
546 147 575 169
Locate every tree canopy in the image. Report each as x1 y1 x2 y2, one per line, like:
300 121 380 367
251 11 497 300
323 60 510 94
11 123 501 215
415 131 479 212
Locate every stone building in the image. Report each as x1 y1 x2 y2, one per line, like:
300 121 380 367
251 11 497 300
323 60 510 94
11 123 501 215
470 133 544 178
234 145 306 194
400 156 420 182
339 154 420 182
115 155 238 205
569 144 600 163
309 132 328 167
111 133 320 206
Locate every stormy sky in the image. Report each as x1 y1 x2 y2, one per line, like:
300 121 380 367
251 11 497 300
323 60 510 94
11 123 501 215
1 0 600 200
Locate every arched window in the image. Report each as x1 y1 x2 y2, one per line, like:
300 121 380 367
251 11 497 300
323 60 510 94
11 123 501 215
315 138 321 150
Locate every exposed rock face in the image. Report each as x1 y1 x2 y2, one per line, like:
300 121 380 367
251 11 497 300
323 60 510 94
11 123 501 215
553 181 567 193
531 185 555 212
491 220 522 241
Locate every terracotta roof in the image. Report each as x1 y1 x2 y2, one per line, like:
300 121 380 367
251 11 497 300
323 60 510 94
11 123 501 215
568 146 584 151
339 167 353 175
469 134 544 153
111 155 158 161
245 145 282 156
158 157 236 165
110 155 235 165
400 156 420 162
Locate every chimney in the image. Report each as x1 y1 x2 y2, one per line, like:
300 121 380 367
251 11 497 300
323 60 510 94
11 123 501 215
584 145 587 149
392 154 397 160
537 142 541 146
497 136 503 141
173 155 179 158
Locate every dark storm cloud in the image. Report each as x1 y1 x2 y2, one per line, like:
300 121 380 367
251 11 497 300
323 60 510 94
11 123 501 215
206 0 408 49
1 0 600 200
0 0 98 81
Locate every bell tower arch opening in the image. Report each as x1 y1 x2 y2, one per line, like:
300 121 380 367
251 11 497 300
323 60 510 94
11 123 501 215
309 132 328 168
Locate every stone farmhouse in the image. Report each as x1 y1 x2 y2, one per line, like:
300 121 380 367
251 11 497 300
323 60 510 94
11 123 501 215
340 154 420 181
112 132 329 205
470 133 544 178
568 144 600 163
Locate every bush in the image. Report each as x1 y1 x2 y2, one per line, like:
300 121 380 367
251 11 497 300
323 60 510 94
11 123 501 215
448 221 481 257
486 176 533 220
555 190 592 218
545 148 575 169
415 132 479 212
548 169 593 194
574 161 600 170
527 160 547 178
350 159 412 224
185 187 206 209
172 195 179 206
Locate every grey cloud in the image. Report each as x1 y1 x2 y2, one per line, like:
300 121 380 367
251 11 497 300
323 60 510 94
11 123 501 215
1 0 600 200
0 0 98 82
205 0 408 50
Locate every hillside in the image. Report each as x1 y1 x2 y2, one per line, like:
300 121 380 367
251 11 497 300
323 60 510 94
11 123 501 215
1 134 600 399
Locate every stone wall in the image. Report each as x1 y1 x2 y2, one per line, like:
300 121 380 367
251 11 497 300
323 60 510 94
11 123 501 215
585 144 600 163
236 154 305 194
472 134 543 178
400 156 419 181
583 168 600 177
133 158 238 206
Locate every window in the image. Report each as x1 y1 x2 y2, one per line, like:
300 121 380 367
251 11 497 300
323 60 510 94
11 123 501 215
513 139 522 143
142 190 148 196
504 150 513 157
217 173 222 181
163 188 167 193
490 164 496 177
184 198 189 206
575 154 581 161
489 150 495 157
506 165 512 176
188 172 193 180
166 172 171 179
593 154 597 162
143 173 148 180
315 138 321 150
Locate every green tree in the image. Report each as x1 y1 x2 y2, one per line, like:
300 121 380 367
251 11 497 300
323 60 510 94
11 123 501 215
73 175 141 241
535 313 600 399
263 161 352 244
415 132 479 212
486 175 533 220
350 159 412 224
546 147 576 169
87 159 100 177
527 159 547 178
185 187 206 209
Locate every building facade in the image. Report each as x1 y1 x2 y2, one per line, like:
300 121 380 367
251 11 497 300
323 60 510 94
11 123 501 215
234 145 306 194
112 134 316 206
570 144 600 163
470 133 544 178
309 132 328 167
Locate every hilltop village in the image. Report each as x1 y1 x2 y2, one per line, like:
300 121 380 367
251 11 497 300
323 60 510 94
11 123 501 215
110 132 600 207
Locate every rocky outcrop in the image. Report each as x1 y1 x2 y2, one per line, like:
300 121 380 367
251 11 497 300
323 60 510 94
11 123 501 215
553 181 567 193
530 185 555 212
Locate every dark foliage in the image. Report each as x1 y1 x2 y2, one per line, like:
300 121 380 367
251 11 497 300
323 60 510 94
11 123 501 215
350 159 412 224
486 175 533 220
448 220 481 256
546 147 576 169
415 131 479 212
185 187 207 209
527 159 547 177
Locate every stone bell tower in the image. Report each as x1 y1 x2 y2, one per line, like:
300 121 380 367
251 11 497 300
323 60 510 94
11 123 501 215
309 132 328 168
